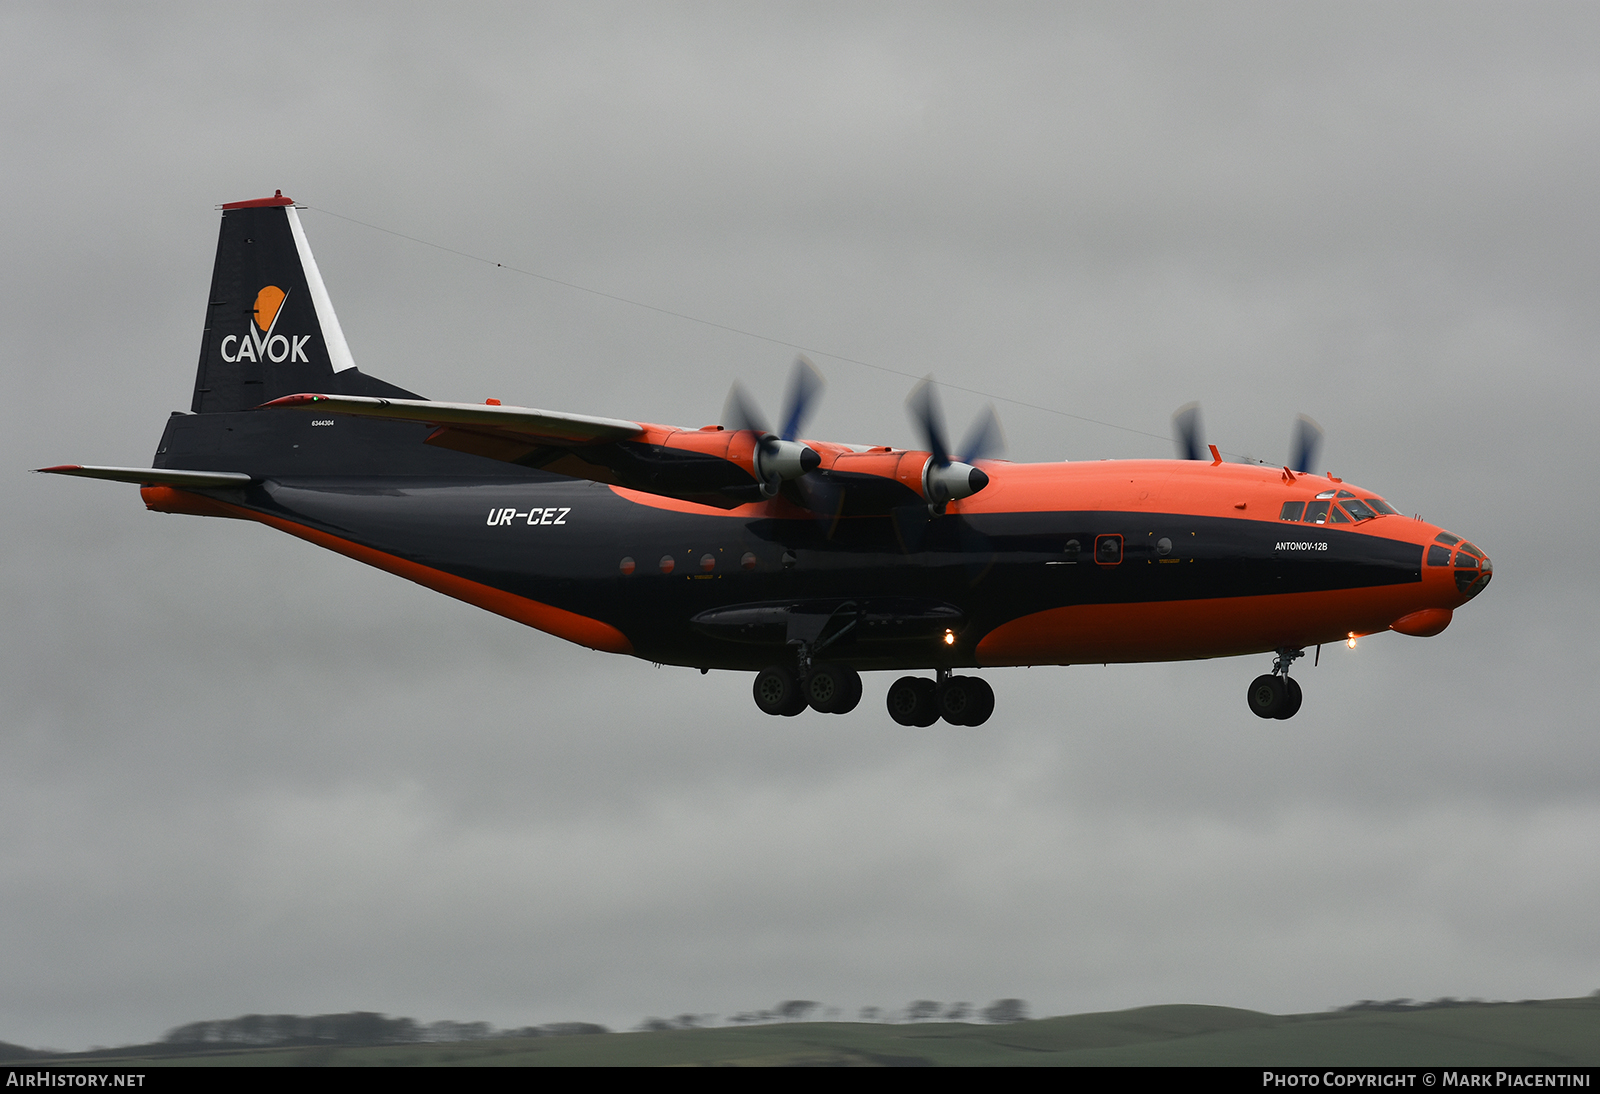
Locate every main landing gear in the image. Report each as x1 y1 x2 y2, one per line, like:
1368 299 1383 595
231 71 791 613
886 671 995 727
752 662 863 716
750 662 994 724
1247 647 1304 720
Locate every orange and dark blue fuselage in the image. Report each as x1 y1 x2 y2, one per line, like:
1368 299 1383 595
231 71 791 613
45 194 1489 725
141 422 1487 672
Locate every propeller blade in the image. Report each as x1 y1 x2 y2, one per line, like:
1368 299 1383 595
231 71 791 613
906 377 951 467
1290 414 1324 474
721 382 770 436
1172 402 1203 461
778 355 825 441
957 404 1005 464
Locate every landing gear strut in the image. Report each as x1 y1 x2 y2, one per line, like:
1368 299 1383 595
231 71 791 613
1247 647 1304 720
887 670 995 726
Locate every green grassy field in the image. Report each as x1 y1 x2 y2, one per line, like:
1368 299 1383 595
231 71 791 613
29 996 1600 1066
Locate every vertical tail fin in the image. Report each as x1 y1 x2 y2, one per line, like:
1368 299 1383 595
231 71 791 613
191 192 413 413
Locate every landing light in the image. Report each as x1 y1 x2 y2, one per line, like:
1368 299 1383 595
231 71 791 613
1347 633 1357 649
943 630 956 646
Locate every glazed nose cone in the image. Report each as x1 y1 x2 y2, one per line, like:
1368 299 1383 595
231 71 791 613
1454 546 1492 602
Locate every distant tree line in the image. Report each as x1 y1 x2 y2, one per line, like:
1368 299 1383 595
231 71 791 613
150 998 1033 1052
861 999 1025 1024
162 1012 607 1047
1337 998 1506 1013
640 998 1029 1031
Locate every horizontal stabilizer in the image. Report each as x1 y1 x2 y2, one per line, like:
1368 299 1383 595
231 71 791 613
262 394 642 446
35 465 254 488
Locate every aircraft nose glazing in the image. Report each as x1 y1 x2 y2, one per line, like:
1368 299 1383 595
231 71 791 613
1453 544 1492 601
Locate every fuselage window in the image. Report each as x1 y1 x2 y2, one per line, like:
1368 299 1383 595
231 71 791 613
1341 499 1377 521
1328 505 1352 524
1366 498 1400 515
1279 501 1306 522
1427 545 1452 566
1304 500 1331 524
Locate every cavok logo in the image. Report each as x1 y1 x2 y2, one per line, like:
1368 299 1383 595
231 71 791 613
218 285 311 364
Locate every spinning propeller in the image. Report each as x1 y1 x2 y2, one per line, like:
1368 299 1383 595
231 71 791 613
1171 403 1325 474
1171 401 1205 462
1288 414 1323 477
906 378 1003 508
722 356 825 496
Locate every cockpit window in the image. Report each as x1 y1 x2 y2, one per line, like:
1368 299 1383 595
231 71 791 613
1366 498 1400 516
1434 532 1460 546
1341 499 1377 521
1315 489 1337 499
1427 545 1452 566
1280 501 1306 522
1336 489 1356 498
1458 541 1484 559
1328 505 1352 524
1455 552 1478 568
1304 500 1331 524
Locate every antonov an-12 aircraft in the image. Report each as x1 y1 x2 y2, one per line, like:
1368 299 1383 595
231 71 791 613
41 193 1491 725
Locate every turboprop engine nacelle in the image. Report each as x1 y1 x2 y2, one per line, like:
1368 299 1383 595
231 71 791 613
755 436 821 496
923 459 990 505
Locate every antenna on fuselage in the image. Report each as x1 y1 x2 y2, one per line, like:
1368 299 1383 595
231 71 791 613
1172 402 1325 472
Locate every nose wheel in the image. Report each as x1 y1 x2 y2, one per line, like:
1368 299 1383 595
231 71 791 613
1247 648 1305 720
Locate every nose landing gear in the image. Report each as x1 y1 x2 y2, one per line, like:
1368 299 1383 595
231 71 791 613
1247 647 1304 720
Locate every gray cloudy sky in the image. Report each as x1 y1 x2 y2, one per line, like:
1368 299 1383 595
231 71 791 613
4 2 1598 1050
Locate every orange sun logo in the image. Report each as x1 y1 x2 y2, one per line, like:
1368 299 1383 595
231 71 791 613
254 285 287 332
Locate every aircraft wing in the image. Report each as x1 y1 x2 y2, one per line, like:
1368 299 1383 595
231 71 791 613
261 393 929 514
266 392 770 507
262 394 643 446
